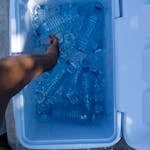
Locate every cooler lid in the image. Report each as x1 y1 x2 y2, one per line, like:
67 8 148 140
114 0 150 149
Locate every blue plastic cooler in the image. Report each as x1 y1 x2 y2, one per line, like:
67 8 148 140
9 0 150 149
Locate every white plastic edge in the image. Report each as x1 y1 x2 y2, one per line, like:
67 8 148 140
12 93 121 149
9 0 22 54
9 0 18 54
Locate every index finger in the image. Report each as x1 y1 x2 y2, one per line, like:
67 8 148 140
49 34 59 46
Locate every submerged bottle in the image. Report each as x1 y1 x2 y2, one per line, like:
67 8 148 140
95 1 103 10
51 108 92 123
36 9 79 36
77 2 104 53
59 46 77 62
36 101 52 122
35 80 45 103
44 63 68 96
39 35 50 46
48 77 70 107
93 4 104 49
32 4 48 29
36 16 62 35
83 48 104 74
94 75 105 106
65 89 79 105
64 32 76 45
63 68 82 105
79 70 95 120
67 51 86 73
77 15 98 53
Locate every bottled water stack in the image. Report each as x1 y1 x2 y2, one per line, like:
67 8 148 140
77 15 98 53
31 1 105 123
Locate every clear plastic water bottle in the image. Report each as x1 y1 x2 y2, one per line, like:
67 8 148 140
77 3 104 52
50 94 69 107
51 108 92 123
80 70 95 114
48 78 70 107
39 35 50 46
60 33 76 61
67 51 86 74
83 55 94 70
35 80 42 90
36 100 46 113
34 63 68 106
36 14 65 35
94 87 104 116
59 46 77 62
65 90 79 105
83 49 103 73
63 80 79 105
93 5 104 49
36 21 51 35
94 49 104 73
36 102 52 122
95 1 103 10
59 67 80 105
64 32 76 45
36 91 52 119
71 13 85 38
45 63 68 96
94 76 104 104
35 78 50 93
35 79 49 105
47 5 61 16
35 91 46 104
73 66 82 85
94 104 103 115
32 4 47 29
77 15 98 53
65 4 80 31
61 3 78 17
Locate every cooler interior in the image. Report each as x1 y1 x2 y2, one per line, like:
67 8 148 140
11 0 117 147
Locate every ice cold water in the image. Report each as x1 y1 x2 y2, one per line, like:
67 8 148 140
31 1 105 124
